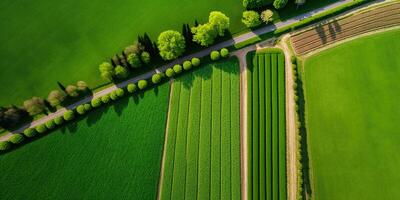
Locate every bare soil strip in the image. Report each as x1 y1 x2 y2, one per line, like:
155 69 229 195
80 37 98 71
291 2 400 55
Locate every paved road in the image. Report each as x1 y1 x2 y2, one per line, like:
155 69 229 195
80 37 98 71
0 0 354 142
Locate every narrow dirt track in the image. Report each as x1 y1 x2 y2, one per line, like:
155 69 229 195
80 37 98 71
291 1 400 55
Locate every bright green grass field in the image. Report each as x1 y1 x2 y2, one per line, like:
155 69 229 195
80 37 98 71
303 29 400 200
160 58 241 200
246 49 286 200
0 84 170 200
0 0 244 106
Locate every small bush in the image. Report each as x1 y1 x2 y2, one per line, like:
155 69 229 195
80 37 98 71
101 95 111 104
76 105 86 115
63 110 75 121
23 128 37 138
210 51 220 61
138 80 148 90
127 83 137 93
152 73 163 84
45 120 56 129
9 134 24 144
141 51 151 64
66 85 79 97
0 141 11 151
83 104 91 112
173 64 183 74
91 98 102 108
110 91 118 100
116 88 125 98
191 57 201 67
291 55 296 64
165 68 175 78
183 61 192 70
35 124 47 134
220 48 229 58
54 116 64 125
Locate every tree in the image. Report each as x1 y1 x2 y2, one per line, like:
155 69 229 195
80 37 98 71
208 11 230 36
127 83 137 93
220 48 229 58
99 62 114 81
183 61 192 70
191 23 217 47
101 95 111 104
242 11 261 28
66 85 79 97
45 120 56 129
35 124 47 133
261 9 274 23
124 41 144 55
0 106 28 129
63 110 75 121
84 104 92 111
76 105 86 115
141 51 151 64
152 73 163 84
116 88 125 97
138 80 148 90
157 30 186 60
23 97 45 116
127 53 142 68
243 0 270 9
191 57 201 67
110 91 118 100
47 90 66 107
115 65 129 79
173 64 183 74
273 0 288 9
210 51 221 61
295 0 306 6
23 128 37 138
0 141 10 151
77 81 88 92
91 98 102 108
165 68 175 78
54 116 64 125
8 133 24 144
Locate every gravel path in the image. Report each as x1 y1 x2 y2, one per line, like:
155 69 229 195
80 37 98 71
0 0 356 141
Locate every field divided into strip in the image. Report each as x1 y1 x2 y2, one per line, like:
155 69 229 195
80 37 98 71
160 58 241 200
247 49 286 200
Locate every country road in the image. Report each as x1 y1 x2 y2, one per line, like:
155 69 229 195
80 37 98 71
0 0 356 141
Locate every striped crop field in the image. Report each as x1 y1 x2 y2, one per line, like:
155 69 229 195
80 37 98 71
159 58 241 200
246 49 286 200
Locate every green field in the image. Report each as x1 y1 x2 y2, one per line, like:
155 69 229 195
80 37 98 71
246 49 286 200
0 0 244 106
160 58 241 200
0 84 170 200
303 29 400 200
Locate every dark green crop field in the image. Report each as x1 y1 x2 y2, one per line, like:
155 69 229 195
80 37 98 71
0 84 170 200
160 58 241 200
303 29 400 200
247 49 286 200
0 0 244 106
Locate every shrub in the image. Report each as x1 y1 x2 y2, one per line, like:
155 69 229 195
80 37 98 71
138 80 148 90
127 53 142 68
0 141 11 151
141 51 151 64
157 30 186 60
77 81 89 92
116 88 125 97
173 64 183 74
54 116 64 125
66 85 79 97
99 62 114 81
165 68 175 78
35 124 47 134
183 61 192 70
45 120 55 129
191 57 201 67
8 134 24 144
23 97 45 116
152 73 163 84
127 83 137 93
23 128 37 138
210 51 220 61
76 105 86 115
115 65 129 79
101 95 111 104
124 41 144 55
273 0 288 9
91 98 102 108
110 91 118 100
261 9 274 23
47 90 66 107
63 110 75 121
291 55 296 64
220 48 229 58
242 11 261 28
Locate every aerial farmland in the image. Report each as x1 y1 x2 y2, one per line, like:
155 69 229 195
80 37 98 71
0 0 399 199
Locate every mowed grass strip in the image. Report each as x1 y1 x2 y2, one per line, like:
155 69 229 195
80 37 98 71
246 50 286 200
162 58 241 200
246 51 254 200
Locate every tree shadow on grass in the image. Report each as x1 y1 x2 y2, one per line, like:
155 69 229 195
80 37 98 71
113 96 129 116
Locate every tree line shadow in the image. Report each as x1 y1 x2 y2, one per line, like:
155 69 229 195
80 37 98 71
315 19 342 44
